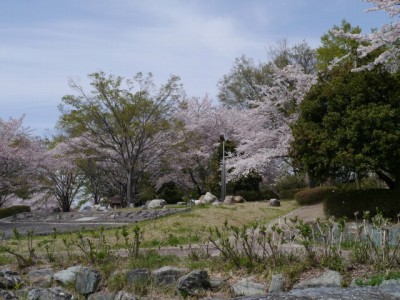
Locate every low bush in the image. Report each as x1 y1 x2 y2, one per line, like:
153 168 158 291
294 186 338 205
279 188 307 200
324 189 400 220
274 174 307 192
0 205 31 219
236 190 279 202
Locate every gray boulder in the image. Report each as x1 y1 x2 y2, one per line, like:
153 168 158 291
0 289 18 300
293 270 342 289
212 201 223 206
75 267 102 295
27 286 73 300
232 195 245 203
239 285 400 299
177 270 210 296
146 199 167 209
126 268 151 285
268 274 285 293
224 196 234 205
53 265 83 285
194 200 205 206
201 192 217 204
209 277 226 292
87 291 115 300
79 202 94 211
114 291 137 299
269 198 280 207
0 269 23 289
231 277 266 297
153 266 188 285
28 268 53 288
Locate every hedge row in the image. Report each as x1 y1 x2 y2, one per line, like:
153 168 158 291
294 186 338 205
324 189 400 220
279 188 307 200
0 205 31 219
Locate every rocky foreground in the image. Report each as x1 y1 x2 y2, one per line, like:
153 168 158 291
1 266 400 299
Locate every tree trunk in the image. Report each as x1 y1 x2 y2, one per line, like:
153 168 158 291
376 170 400 190
126 169 132 205
305 170 316 188
188 168 203 196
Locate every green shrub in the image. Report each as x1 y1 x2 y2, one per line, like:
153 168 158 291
0 205 31 219
274 174 307 192
236 190 279 202
294 186 338 205
324 189 400 220
279 188 308 200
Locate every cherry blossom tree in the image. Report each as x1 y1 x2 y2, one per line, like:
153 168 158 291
41 141 83 212
226 64 316 181
0 116 44 206
335 0 400 71
159 95 234 195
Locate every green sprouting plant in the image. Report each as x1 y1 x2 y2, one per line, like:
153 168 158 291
12 228 22 251
62 233 74 260
121 225 142 258
354 271 400 287
208 220 242 268
0 228 36 268
284 217 316 263
74 227 111 263
38 228 58 262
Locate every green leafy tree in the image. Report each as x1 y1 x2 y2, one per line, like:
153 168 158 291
58 72 185 206
315 20 362 72
291 65 400 189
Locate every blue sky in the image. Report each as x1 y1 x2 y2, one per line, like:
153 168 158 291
0 0 391 135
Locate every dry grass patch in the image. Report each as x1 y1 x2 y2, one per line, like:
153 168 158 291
0 200 299 263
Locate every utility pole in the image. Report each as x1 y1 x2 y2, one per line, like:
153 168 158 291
220 134 226 202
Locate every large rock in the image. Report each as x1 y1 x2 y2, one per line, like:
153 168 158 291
231 277 266 297
87 291 115 300
53 266 83 285
126 268 151 285
269 198 280 207
0 289 18 300
232 195 245 203
0 269 23 289
236 285 400 299
201 192 218 204
209 277 226 292
75 267 102 295
146 199 167 209
268 274 285 293
79 202 94 211
194 200 204 206
212 201 223 206
153 266 188 285
224 196 234 205
177 270 210 296
114 291 137 299
27 286 73 300
293 270 342 289
28 268 53 288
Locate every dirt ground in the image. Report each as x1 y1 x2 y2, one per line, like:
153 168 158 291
279 202 325 222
